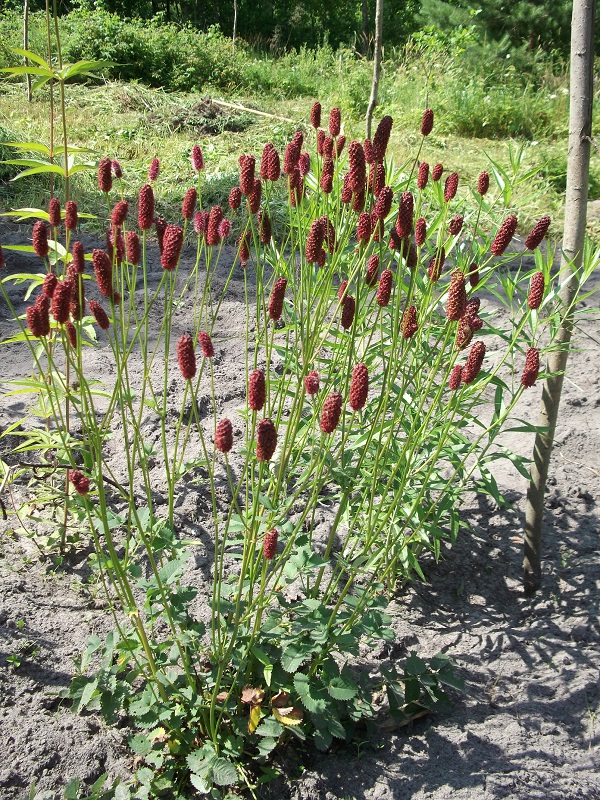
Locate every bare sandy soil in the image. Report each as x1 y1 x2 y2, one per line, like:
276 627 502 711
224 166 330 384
0 219 599 800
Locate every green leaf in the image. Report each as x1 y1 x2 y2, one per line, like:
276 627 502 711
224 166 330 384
61 60 116 80
77 678 98 712
211 757 238 786
10 47 50 69
256 717 283 738
12 164 67 180
327 675 358 701
0 65 53 77
256 737 278 757
281 642 314 673
189 774 211 794
293 673 327 713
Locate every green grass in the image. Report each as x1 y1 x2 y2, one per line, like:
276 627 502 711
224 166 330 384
1 10 599 239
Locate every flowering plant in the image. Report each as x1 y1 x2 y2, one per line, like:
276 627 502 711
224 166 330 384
1 37 596 797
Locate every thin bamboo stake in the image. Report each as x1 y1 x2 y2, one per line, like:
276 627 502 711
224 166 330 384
523 0 596 594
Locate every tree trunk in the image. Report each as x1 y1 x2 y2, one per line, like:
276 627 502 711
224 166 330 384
232 0 238 50
523 0 596 594
23 0 32 102
365 0 383 140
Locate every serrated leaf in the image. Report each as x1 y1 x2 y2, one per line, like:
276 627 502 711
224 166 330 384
327 680 358 700
189 773 211 794
293 673 327 713
211 757 238 786
256 737 278 756
257 717 284 738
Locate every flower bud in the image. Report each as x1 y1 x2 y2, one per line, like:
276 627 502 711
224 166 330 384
420 108 434 136
521 347 540 388
372 115 393 162
527 271 545 310
363 138 373 164
26 305 43 337
373 163 385 196
32 221 49 258
299 151 311 177
448 215 463 236
239 154 256 195
402 305 418 339
111 200 128 227
248 368 266 411
477 170 489 196
320 391 342 434
126 231 141 265
305 370 319 395
284 138 301 175
525 216 551 250
177 333 196 380
267 147 281 181
310 102 321 129
461 341 486 384
70 469 90 495
215 418 233 453
341 294 355 330
376 269 393 307
348 141 366 192
256 418 277 461
206 206 224 247
238 231 251 266
148 157 160 182
191 145 204 172
218 219 232 240
338 280 348 301
491 214 518 256
341 173 352 204
446 270 467 321
468 262 479 288
396 191 414 238
415 217 426 247
317 129 326 156
192 211 208 238
328 107 341 137
43 271 58 298
138 184 155 230
198 331 214 358
306 218 325 263
320 157 334 193
88 299 110 330
112 159 123 179
417 161 429 190
349 362 369 411
228 186 242 210
66 321 77 349
247 178 262 214
321 215 336 254
432 163 443 181
97 157 112 192
357 212 372 243
449 364 462 390
263 529 278 559
365 254 379 287
374 186 393 220
48 197 61 228
35 294 50 336
51 280 72 324
93 249 112 298
352 189 365 212
443 172 459 202
182 188 197 220
161 225 183 271
268 277 287 321
65 200 78 231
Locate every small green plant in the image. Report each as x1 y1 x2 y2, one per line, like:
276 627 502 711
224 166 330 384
1 18 597 799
